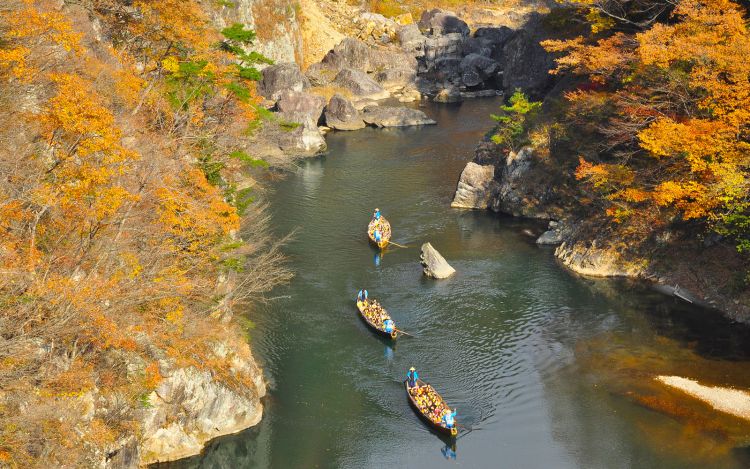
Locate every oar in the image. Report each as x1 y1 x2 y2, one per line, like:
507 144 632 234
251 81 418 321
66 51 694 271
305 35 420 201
388 240 409 248
395 328 416 338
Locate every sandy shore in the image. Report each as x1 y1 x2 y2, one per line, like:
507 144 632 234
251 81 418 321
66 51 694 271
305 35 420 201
657 375 750 421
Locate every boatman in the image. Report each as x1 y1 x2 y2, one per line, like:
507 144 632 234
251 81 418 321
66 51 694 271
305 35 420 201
384 318 394 334
442 409 457 430
407 367 418 388
357 289 368 303
373 208 381 221
373 229 382 243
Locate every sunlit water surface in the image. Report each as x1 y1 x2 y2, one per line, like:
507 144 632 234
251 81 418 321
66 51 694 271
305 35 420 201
163 98 750 469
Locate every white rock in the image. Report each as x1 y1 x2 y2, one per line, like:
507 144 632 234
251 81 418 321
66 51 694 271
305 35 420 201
420 242 456 279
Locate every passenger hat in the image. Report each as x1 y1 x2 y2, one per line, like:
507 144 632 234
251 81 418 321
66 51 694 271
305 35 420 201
409 366 415 371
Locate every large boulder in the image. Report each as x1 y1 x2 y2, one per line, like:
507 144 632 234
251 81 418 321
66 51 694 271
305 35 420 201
273 91 327 156
451 162 496 209
324 94 366 131
460 54 500 88
418 9 470 37
275 90 326 127
333 68 390 100
305 62 337 87
322 38 372 71
423 33 464 61
258 63 310 101
374 68 417 91
420 242 456 279
397 23 426 55
474 26 515 62
501 30 555 98
361 106 436 127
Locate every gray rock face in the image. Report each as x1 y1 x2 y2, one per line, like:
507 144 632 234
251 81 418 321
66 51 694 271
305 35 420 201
374 67 417 90
536 220 567 245
361 106 437 127
273 90 327 156
501 30 554 97
460 53 500 88
276 90 326 126
451 162 496 209
490 147 538 216
397 23 426 55
420 242 456 279
140 341 266 464
418 9 470 37
333 68 390 100
258 63 310 101
305 62 337 87
324 94 365 131
322 37 372 71
423 33 464 61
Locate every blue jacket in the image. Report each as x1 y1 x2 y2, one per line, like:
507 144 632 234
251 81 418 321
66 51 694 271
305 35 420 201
442 410 457 428
357 289 368 302
407 370 418 386
384 319 394 333
374 210 381 220
374 230 381 242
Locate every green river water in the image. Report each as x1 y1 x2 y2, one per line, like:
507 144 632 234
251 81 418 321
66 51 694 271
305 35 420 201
165 98 750 469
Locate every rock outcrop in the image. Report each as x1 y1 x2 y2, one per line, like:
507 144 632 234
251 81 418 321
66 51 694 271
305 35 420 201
451 162 495 209
324 94 366 130
554 240 646 278
500 29 555 98
420 242 456 279
418 9 470 37
333 68 390 100
258 62 310 101
536 220 566 245
140 341 266 465
361 106 436 127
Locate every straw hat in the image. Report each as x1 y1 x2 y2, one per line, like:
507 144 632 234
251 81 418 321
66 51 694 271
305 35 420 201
409 366 415 371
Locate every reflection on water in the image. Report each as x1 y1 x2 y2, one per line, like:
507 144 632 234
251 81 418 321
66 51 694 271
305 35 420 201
163 98 750 469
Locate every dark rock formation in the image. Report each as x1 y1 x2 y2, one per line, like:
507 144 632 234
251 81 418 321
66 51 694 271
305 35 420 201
460 53 500 88
501 29 555 98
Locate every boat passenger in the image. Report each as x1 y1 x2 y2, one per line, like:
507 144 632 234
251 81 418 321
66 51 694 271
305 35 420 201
357 289 368 303
384 318 394 333
442 409 457 429
407 367 418 388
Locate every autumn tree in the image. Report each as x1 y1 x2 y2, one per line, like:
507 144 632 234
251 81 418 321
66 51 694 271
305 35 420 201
542 0 750 257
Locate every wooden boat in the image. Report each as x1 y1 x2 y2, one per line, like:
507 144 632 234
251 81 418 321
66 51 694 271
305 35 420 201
356 299 398 339
404 378 458 437
367 216 391 249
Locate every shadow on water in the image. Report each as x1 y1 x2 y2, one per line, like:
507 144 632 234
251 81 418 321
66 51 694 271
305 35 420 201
162 97 750 469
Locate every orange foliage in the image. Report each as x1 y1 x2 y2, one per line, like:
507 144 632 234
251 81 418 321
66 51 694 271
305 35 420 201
553 0 750 235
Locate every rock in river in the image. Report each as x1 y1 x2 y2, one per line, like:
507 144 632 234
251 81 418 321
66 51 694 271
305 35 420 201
361 106 437 127
324 94 366 131
420 242 456 279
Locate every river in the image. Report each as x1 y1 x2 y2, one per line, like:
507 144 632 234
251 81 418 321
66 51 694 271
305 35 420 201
167 98 750 468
